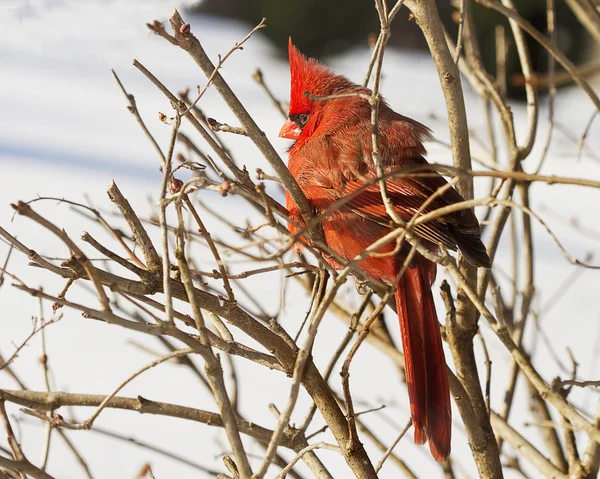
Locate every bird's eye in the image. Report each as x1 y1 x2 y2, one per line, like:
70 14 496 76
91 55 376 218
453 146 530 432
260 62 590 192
298 114 309 126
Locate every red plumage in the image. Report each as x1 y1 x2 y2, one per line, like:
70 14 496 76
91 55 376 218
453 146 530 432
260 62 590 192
280 40 490 462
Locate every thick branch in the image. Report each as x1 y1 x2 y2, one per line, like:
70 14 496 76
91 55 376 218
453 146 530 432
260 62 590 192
0 389 298 449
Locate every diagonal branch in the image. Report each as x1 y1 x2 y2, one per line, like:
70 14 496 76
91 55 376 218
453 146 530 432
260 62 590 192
167 10 322 244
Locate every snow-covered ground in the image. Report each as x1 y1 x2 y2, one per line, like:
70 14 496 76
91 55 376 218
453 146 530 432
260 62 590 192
1 0 600 478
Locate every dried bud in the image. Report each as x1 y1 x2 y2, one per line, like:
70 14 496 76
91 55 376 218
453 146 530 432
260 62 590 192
252 68 263 83
170 178 183 194
53 412 64 421
178 87 190 101
179 23 190 34
137 463 152 478
52 302 63 311
146 20 162 31
223 456 239 475
408 13 415 21
367 32 377 49
451 11 461 24
219 181 231 196
40 353 48 365
176 153 185 162
158 111 168 123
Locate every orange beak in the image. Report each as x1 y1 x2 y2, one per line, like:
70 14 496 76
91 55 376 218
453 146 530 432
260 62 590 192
278 118 301 140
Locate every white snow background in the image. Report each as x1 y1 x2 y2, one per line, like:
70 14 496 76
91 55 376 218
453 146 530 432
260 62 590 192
1 0 600 478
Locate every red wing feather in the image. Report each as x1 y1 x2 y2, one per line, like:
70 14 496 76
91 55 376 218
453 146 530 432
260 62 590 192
338 178 461 251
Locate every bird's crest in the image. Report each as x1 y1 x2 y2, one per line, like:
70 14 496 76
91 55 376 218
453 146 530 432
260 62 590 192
288 39 352 115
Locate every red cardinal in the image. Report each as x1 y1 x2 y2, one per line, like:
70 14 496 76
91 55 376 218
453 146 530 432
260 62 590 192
279 41 490 462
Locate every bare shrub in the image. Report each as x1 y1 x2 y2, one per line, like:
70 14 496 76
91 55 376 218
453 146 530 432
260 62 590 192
2 1 600 478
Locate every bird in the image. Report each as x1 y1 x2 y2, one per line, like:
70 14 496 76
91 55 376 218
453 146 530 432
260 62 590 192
279 40 491 462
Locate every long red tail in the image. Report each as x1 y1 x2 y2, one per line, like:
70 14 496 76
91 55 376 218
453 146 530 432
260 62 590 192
395 257 451 462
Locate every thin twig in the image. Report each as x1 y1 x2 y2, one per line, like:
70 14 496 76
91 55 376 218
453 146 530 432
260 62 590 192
375 418 412 473
273 442 341 479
